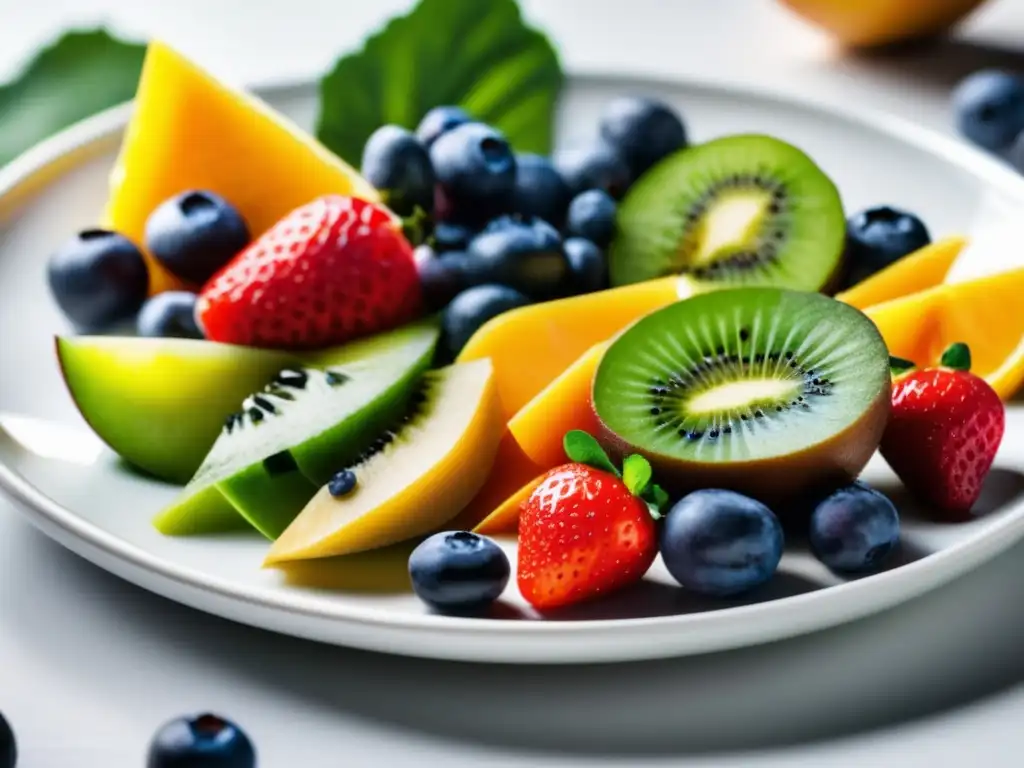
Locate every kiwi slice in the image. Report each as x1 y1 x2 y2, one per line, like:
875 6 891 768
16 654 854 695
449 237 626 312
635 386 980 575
592 287 890 504
609 134 845 294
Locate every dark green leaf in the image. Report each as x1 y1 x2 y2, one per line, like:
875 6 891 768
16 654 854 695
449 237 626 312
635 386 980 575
889 356 916 377
316 0 563 165
642 483 670 520
563 430 619 477
940 342 971 371
0 28 146 168
622 454 652 497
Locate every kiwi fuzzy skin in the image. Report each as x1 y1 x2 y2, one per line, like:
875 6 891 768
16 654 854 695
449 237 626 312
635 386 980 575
593 381 891 515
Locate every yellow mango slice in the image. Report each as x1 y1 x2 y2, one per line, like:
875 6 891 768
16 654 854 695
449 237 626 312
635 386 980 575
508 342 607 469
473 471 548 536
457 276 682 419
103 42 379 294
263 359 501 563
836 236 967 309
864 266 1024 399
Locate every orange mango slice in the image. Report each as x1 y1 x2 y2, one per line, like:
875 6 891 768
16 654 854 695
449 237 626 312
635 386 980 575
457 276 681 419
472 472 547 535
864 266 1024 399
836 236 967 309
103 42 379 294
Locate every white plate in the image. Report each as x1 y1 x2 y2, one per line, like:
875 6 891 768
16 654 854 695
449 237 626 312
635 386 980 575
1 75 1023 665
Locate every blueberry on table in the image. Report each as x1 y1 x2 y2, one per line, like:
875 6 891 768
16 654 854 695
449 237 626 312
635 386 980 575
442 284 531 359
511 153 571 228
147 712 255 768
952 69 1024 152
137 291 204 339
431 221 475 253
0 710 15 768
409 531 510 612
145 191 250 285
430 123 517 225
563 237 608 295
660 489 784 597
465 215 568 299
414 244 468 311
416 105 472 148
360 124 436 216
553 142 631 199
566 189 617 248
845 205 931 284
809 482 900 574
599 96 687 178
47 228 149 331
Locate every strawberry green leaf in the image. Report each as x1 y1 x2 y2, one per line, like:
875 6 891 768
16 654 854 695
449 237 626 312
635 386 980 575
622 454 652 497
316 0 564 166
0 28 146 168
940 342 971 371
563 430 620 477
889 356 916 377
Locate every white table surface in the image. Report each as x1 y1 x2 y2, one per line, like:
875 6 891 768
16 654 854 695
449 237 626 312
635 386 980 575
3 1 1024 765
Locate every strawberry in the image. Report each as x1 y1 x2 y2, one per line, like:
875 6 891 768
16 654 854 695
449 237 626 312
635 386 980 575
880 343 1005 518
517 430 669 611
197 195 422 349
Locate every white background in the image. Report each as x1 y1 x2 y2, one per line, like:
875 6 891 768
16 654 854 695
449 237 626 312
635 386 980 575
4 1 1024 765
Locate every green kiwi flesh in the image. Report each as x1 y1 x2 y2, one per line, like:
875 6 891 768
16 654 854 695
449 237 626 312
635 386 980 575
154 320 439 537
592 287 890 504
609 134 845 294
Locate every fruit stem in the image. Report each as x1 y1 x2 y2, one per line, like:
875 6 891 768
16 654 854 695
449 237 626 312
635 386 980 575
940 342 971 371
401 206 431 246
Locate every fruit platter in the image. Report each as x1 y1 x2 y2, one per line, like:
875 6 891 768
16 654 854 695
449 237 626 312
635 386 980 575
2 1 1024 665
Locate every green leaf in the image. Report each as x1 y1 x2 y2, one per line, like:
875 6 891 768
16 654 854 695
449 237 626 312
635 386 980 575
563 430 619 477
316 0 563 165
622 454 652 497
940 342 971 371
0 28 146 168
642 483 670 520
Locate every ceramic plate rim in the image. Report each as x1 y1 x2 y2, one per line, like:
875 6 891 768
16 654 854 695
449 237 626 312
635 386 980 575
2 72 1024 656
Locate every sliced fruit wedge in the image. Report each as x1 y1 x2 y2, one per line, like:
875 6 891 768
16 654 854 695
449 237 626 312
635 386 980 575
263 358 502 563
102 41 380 294
836 235 967 309
472 472 547 535
55 336 298 485
864 266 1024 400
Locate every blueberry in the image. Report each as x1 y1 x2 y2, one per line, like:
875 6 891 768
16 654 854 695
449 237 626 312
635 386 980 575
47 228 149 330
430 123 516 225
660 489 784 597
137 291 203 339
328 469 357 497
145 191 249 285
566 189 617 248
415 244 469 311
409 531 510 612
147 712 255 768
809 482 900 573
0 711 15 768
952 70 1024 151
442 284 530 359
553 142 631 199
845 205 931 284
511 153 571 228
416 105 472 148
465 215 568 299
360 125 436 216
563 237 608 294
599 96 687 178
432 221 475 252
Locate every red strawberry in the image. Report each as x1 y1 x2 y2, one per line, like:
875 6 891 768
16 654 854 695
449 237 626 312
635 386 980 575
198 195 422 349
880 343 1005 518
517 430 668 611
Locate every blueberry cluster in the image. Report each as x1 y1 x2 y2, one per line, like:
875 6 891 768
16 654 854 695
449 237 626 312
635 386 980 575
47 190 250 339
360 97 687 360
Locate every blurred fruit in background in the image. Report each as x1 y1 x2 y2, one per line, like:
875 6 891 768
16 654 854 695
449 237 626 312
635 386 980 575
778 0 989 48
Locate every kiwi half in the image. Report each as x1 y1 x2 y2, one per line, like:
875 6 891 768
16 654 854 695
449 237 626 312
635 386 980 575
591 287 890 505
609 134 845 294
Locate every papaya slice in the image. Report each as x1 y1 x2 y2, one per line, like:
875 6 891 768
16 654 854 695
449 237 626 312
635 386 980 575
472 471 547 535
864 265 1024 399
837 236 967 309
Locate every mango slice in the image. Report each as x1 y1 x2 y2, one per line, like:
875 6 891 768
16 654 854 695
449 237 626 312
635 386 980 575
457 276 682 419
864 266 1024 399
836 236 967 309
103 42 379 294
473 472 547 535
